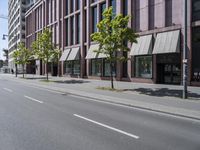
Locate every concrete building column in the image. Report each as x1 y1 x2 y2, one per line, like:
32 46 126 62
116 0 123 80
80 0 86 78
86 0 91 76
187 0 192 82
61 0 65 76
127 0 133 79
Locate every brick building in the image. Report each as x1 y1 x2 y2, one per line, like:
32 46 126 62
25 0 200 86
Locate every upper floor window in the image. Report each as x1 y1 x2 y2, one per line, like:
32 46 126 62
123 0 128 16
193 0 200 21
92 0 98 3
100 3 106 20
92 6 97 33
66 0 69 15
76 0 80 10
71 0 74 13
110 0 116 16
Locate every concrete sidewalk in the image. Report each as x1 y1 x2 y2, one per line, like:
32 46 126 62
2 74 200 120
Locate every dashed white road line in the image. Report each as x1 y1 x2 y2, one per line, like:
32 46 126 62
3 88 13 93
24 95 44 104
74 114 140 139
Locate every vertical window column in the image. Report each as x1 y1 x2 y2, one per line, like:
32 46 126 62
76 14 80 44
92 6 97 33
100 2 106 21
66 19 69 46
71 16 74 45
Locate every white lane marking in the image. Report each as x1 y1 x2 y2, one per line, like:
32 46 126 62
24 95 44 104
74 114 139 139
3 88 13 93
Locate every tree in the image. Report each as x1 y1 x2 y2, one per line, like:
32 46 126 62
32 28 61 80
3 48 8 66
91 7 138 89
12 42 32 78
12 49 20 77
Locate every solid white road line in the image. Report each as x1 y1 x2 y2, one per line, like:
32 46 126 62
74 114 139 139
24 95 44 104
3 88 13 93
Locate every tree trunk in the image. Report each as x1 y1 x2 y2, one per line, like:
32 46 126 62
46 63 48 81
22 64 24 78
110 61 114 89
57 61 60 77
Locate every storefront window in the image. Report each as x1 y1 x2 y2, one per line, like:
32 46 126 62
192 27 200 82
135 56 152 78
73 60 80 75
65 61 72 75
65 60 80 75
103 60 116 77
91 59 102 76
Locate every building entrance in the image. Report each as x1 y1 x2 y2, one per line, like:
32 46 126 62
156 54 181 85
157 64 181 84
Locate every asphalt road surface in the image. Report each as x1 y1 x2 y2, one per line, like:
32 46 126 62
0 76 200 150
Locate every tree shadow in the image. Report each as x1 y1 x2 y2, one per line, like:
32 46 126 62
123 88 200 100
22 77 47 80
54 80 90 84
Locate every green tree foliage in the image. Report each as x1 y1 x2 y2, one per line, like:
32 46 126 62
31 28 61 80
91 7 138 89
12 42 32 78
3 48 8 66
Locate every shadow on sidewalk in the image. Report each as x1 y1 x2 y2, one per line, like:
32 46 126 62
124 88 200 100
54 80 90 84
22 77 47 80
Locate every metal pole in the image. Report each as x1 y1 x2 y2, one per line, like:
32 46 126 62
15 63 17 77
183 0 188 99
15 34 18 78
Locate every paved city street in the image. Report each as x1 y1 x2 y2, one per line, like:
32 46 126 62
0 74 200 150
1 0 200 149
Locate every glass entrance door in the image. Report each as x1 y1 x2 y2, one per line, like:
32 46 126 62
164 64 181 84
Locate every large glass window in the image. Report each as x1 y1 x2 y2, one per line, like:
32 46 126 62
91 59 102 76
100 3 106 20
135 56 152 78
66 0 68 15
65 60 80 75
123 0 128 16
71 0 74 13
73 60 80 75
110 0 116 16
192 27 200 82
92 0 98 3
66 19 68 46
76 0 80 10
103 60 116 77
92 6 97 33
71 16 74 45
91 59 117 77
192 0 200 21
76 14 80 44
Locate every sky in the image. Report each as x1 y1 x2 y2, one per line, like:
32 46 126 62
0 0 8 60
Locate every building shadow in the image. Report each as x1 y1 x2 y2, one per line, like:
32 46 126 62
54 80 90 84
123 88 200 100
